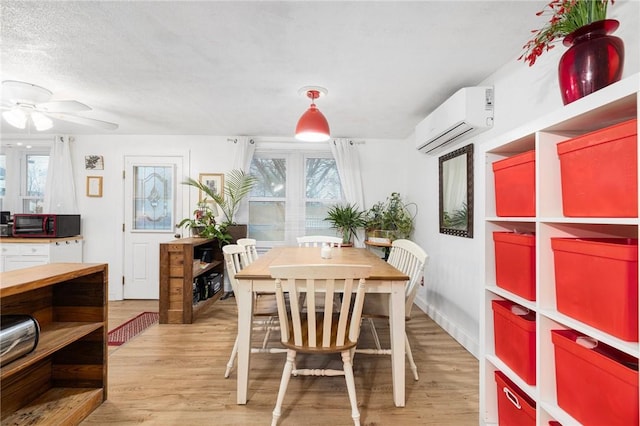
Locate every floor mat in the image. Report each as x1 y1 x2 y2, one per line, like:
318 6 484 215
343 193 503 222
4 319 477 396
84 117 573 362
108 311 159 346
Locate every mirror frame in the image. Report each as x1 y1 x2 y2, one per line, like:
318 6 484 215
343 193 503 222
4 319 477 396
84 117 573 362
439 143 474 238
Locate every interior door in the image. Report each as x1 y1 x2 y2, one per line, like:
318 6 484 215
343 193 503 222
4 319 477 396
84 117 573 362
123 156 184 299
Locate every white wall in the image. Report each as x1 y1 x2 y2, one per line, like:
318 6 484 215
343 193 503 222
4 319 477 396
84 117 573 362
407 1 639 358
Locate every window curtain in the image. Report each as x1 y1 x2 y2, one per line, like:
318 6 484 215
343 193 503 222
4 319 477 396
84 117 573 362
44 135 78 213
329 138 366 247
231 136 256 224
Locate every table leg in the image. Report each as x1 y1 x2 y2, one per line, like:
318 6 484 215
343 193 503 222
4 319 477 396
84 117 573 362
236 280 254 404
388 281 405 407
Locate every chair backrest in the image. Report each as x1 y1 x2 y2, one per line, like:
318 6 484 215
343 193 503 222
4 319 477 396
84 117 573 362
222 244 250 293
237 238 259 264
296 235 343 248
387 239 429 317
270 264 371 351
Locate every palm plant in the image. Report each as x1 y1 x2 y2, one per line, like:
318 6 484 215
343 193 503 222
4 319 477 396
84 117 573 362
183 169 258 228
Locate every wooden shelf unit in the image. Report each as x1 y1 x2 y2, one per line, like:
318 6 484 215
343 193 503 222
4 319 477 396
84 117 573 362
159 237 224 324
479 75 639 425
0 262 108 425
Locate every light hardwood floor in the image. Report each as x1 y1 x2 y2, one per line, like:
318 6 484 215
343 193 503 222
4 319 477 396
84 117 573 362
85 297 478 425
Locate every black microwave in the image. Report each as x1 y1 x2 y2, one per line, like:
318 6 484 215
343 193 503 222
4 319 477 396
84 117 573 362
12 214 81 238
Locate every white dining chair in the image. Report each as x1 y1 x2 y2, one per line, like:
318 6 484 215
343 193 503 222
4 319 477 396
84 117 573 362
269 263 372 426
237 237 259 264
223 244 285 378
356 239 428 381
296 235 343 247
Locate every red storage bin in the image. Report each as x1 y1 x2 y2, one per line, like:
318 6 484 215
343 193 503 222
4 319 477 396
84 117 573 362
551 238 638 341
493 232 536 300
552 329 639 426
492 150 536 217
492 300 536 385
557 118 637 217
494 370 536 426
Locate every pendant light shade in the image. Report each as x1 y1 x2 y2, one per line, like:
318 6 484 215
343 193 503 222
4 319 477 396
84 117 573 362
295 88 330 142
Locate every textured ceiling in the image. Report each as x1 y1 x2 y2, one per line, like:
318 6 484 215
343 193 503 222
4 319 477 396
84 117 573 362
1 1 546 139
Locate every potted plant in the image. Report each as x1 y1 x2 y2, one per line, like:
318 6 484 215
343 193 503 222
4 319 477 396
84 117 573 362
324 202 366 245
183 169 258 242
176 202 231 245
365 192 417 242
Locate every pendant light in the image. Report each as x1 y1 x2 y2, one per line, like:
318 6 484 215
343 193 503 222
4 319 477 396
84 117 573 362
295 86 330 142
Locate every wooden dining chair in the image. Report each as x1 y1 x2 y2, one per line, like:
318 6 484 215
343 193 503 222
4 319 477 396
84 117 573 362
296 235 343 247
356 239 428 381
223 244 285 378
269 264 372 426
237 237 259 264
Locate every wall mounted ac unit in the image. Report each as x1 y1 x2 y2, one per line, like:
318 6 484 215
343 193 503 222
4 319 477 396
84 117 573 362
416 86 494 155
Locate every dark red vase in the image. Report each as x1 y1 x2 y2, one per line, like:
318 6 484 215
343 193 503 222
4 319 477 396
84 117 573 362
558 19 624 105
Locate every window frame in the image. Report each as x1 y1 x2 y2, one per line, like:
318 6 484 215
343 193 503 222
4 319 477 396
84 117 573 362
248 146 343 247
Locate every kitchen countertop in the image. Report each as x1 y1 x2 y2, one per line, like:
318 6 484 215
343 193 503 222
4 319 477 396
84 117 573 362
0 236 83 243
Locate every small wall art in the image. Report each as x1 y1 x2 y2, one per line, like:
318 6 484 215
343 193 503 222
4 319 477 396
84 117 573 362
198 173 224 202
85 155 104 170
86 176 103 197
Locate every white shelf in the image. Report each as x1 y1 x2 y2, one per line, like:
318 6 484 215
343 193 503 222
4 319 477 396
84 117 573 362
480 73 640 426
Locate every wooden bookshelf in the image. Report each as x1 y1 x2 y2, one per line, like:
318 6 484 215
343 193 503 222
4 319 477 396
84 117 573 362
0 263 108 425
159 237 224 324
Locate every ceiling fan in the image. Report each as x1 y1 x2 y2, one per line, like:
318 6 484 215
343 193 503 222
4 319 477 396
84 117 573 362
1 80 119 131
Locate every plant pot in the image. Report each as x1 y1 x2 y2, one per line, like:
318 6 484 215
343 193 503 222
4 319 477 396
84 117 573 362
226 224 248 244
558 19 624 105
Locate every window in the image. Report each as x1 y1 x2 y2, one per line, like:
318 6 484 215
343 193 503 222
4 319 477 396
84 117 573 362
248 150 343 246
23 154 48 213
0 145 50 214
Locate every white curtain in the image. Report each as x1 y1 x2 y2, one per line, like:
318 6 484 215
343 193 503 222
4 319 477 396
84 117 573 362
44 135 79 213
231 136 256 224
329 138 366 247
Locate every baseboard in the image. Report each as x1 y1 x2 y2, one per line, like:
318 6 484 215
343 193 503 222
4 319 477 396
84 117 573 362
414 295 479 359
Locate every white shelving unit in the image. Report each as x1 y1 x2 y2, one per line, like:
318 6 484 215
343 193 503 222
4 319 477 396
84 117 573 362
480 74 639 425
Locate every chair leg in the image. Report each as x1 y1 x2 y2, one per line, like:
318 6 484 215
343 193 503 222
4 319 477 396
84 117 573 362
262 317 273 349
368 318 382 351
341 350 361 426
405 332 419 381
224 335 239 378
272 349 296 426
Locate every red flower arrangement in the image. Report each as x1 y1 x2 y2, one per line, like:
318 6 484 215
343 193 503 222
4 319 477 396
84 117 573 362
519 0 614 66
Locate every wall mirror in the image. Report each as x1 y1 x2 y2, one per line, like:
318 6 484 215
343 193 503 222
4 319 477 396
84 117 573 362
439 143 473 238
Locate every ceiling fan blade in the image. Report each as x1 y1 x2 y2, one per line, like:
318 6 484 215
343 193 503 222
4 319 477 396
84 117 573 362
47 112 119 130
1 80 52 104
36 100 91 113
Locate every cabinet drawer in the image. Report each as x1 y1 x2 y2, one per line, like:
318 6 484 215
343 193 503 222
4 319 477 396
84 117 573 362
19 244 49 256
1 245 22 256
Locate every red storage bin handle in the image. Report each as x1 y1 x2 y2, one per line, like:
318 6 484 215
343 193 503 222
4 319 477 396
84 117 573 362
503 386 522 409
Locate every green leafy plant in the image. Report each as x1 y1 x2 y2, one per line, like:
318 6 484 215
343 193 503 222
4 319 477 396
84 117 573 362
365 192 417 240
324 203 367 244
519 0 614 66
176 203 231 245
183 169 258 229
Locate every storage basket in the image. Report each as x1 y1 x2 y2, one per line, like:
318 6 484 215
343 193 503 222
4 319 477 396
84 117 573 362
492 150 536 217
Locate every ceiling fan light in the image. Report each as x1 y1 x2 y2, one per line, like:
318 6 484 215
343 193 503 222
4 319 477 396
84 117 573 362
31 111 53 131
2 108 27 129
295 104 330 142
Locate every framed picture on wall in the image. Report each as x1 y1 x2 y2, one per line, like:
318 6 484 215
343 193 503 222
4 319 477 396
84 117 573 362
198 173 223 202
86 176 103 197
85 155 104 170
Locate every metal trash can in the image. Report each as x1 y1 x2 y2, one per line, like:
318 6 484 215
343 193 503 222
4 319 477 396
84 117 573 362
0 315 40 366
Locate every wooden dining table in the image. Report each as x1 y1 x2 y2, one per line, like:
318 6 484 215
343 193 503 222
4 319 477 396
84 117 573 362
234 246 410 407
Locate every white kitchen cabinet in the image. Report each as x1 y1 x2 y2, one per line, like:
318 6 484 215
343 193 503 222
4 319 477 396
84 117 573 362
0 237 83 272
479 74 639 425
